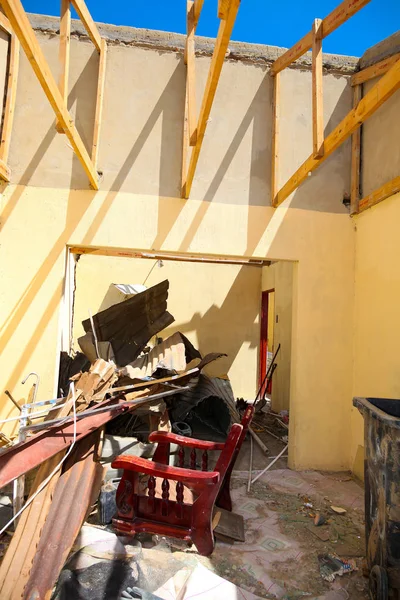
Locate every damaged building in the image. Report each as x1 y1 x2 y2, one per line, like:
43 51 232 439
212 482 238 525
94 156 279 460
0 0 399 598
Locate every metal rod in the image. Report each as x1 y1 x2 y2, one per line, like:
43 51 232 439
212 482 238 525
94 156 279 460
251 444 288 485
4 390 21 412
247 434 253 493
254 343 281 410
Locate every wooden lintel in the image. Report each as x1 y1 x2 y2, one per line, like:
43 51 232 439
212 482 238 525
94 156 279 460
1 0 99 189
270 0 371 75
91 38 107 169
358 176 400 214
187 1 197 146
0 33 19 165
351 52 400 87
271 72 280 207
70 0 102 52
56 0 71 133
193 0 204 28
350 84 362 215
312 18 324 159
275 54 400 206
183 0 240 199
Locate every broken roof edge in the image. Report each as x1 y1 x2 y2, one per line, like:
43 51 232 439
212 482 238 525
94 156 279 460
28 13 358 74
359 31 400 70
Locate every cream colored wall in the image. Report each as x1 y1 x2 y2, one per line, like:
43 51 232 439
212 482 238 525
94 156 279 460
0 27 356 470
351 191 400 478
262 262 293 413
72 255 262 399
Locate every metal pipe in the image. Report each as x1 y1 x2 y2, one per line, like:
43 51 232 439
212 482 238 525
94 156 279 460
4 390 21 412
21 372 40 404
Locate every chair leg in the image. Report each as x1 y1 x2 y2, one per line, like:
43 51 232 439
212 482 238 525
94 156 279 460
216 474 232 512
191 524 215 556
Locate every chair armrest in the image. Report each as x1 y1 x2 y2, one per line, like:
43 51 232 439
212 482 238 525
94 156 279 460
112 455 220 486
149 431 225 451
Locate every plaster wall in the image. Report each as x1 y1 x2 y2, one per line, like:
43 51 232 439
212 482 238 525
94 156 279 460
262 262 294 413
0 24 356 470
73 255 262 399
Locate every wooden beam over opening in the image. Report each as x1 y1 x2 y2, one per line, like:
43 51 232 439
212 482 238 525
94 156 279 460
91 38 107 169
351 52 400 86
0 34 19 165
182 0 241 199
1 0 99 189
70 0 102 52
56 0 71 133
312 18 324 159
358 176 400 214
270 0 371 75
271 72 280 207
350 84 362 215
187 1 197 146
275 54 400 206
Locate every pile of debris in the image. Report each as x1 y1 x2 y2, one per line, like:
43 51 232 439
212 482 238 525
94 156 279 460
0 280 244 599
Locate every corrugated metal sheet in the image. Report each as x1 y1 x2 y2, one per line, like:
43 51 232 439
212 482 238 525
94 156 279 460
80 280 174 367
120 332 201 379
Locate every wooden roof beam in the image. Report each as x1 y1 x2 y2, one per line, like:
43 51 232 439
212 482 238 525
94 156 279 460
270 0 371 75
351 52 400 86
70 0 102 52
182 0 241 199
0 0 99 189
275 54 400 206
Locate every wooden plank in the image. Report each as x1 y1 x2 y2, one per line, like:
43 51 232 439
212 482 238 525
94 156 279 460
271 72 280 207
0 34 19 165
56 0 71 134
0 157 11 181
350 84 362 215
270 0 371 75
312 18 324 159
0 12 12 34
275 54 400 206
181 73 189 197
1 0 99 189
70 0 101 52
351 52 400 86
218 0 230 19
358 176 400 214
91 38 107 169
183 0 241 199
193 0 204 28
187 1 197 146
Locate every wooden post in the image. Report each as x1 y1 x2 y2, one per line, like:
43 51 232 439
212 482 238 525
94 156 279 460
0 32 19 165
91 39 107 169
187 1 197 146
312 18 324 159
56 0 71 133
271 72 280 207
350 84 362 215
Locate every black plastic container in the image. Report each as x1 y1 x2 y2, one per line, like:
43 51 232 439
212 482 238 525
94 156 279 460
354 397 400 600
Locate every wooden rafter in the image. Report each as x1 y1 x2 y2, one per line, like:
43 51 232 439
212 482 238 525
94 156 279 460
193 0 204 27
351 52 400 86
271 72 280 207
274 54 400 206
358 176 400 214
70 0 102 52
182 0 241 199
0 23 19 168
91 38 107 169
270 0 371 76
312 18 324 159
0 0 105 189
350 84 362 215
186 1 197 146
56 0 71 133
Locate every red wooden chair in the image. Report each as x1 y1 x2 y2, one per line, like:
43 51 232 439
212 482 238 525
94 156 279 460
112 406 254 556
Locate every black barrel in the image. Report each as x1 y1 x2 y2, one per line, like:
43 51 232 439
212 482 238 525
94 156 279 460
354 397 400 600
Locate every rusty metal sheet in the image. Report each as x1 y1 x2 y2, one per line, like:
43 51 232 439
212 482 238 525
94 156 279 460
121 332 201 379
23 432 104 600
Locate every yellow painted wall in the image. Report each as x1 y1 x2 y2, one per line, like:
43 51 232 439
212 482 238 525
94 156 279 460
262 262 294 413
0 24 356 470
351 191 400 479
72 255 262 399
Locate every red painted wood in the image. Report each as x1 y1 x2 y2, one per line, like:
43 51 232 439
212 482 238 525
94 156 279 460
202 450 208 471
112 408 255 556
190 448 196 470
259 290 270 396
149 431 225 451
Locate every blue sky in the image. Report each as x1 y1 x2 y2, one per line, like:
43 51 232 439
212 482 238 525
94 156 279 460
23 0 400 57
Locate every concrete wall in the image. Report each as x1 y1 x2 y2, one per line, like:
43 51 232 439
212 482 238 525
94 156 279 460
0 20 357 471
73 255 262 399
262 262 294 413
